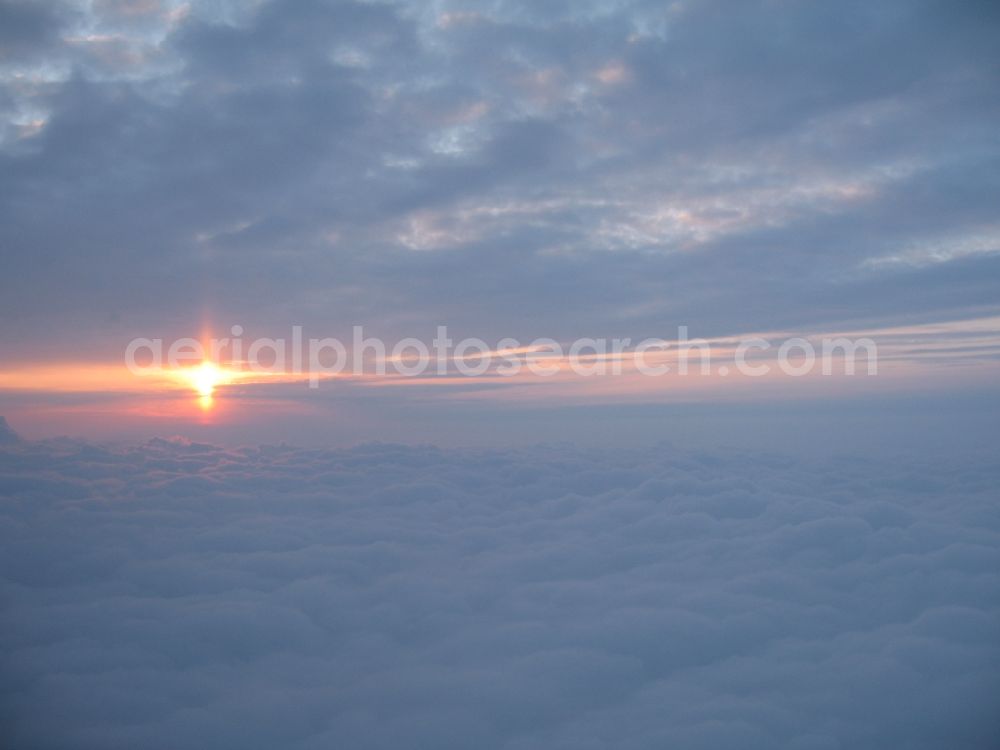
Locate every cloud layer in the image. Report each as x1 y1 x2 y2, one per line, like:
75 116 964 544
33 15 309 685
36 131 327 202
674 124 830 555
1 0 999 358
2 435 998 748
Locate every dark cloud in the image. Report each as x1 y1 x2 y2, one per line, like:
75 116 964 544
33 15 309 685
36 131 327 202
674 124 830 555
0 415 20 443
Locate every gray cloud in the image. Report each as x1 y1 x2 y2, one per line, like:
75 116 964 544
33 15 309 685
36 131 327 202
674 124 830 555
0 1 72 63
1 0 999 358
1 435 998 748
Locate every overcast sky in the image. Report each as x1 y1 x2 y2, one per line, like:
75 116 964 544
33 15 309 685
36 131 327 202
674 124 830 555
3 0 999 347
1 0 999 444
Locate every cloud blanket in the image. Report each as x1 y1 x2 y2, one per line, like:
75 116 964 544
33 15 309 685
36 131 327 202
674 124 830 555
1 436 998 748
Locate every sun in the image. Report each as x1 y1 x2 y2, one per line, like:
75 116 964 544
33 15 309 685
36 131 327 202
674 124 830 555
191 361 223 396
160 359 256 411
180 361 233 405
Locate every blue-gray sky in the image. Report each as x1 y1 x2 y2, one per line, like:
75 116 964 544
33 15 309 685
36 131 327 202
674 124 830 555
0 0 999 444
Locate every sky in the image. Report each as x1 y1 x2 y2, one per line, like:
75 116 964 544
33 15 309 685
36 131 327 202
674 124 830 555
0 0 999 449
2 2 1000 748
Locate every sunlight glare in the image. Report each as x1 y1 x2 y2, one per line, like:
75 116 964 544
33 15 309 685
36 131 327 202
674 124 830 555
181 361 234 409
192 361 222 396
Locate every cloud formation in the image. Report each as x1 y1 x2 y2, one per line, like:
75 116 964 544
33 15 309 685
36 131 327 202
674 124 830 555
1 434 998 748
1 0 999 359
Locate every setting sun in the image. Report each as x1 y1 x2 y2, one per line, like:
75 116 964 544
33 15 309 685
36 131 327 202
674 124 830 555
189 361 224 397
